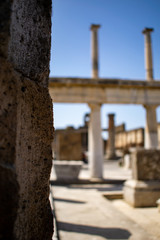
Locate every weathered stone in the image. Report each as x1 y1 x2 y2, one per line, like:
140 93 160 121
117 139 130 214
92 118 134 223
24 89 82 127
106 113 116 159
0 1 19 238
54 160 83 181
124 149 160 207
9 0 51 86
142 27 154 81
90 24 101 78
56 131 82 160
144 105 158 149
14 77 53 240
0 0 53 239
49 77 160 105
88 103 103 179
132 149 160 180
124 180 160 207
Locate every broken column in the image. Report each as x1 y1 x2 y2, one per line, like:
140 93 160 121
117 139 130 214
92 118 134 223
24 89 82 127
88 104 103 179
90 24 101 78
106 113 116 159
124 149 160 207
0 1 53 239
142 27 158 149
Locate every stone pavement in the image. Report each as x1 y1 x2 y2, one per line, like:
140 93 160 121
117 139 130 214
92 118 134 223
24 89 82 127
50 161 160 240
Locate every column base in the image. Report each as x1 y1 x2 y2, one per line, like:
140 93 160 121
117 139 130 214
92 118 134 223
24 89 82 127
105 153 118 160
124 179 160 207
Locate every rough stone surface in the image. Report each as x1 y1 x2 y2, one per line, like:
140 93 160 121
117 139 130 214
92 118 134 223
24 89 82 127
14 77 53 240
0 59 20 240
49 77 160 105
9 0 51 86
57 131 82 160
124 180 160 207
54 161 82 180
0 1 19 238
132 149 160 180
0 0 53 239
124 149 160 207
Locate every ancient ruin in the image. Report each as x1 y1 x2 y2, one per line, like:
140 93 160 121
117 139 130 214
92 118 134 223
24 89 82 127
0 1 53 239
1 1 160 238
49 25 160 180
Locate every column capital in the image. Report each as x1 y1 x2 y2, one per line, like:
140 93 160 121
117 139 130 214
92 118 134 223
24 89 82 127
90 24 101 31
108 113 115 118
142 27 154 34
143 104 158 110
88 103 102 110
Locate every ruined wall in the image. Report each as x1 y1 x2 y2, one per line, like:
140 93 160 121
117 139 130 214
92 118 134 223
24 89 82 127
115 128 144 149
55 130 83 160
0 1 53 239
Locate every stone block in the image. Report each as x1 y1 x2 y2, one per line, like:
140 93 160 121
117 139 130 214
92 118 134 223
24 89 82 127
54 160 83 181
57 131 82 160
9 0 52 85
132 149 160 180
124 180 160 207
1 0 53 239
14 78 53 240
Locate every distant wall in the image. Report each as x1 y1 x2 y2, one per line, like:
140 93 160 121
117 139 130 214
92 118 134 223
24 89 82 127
54 130 83 160
115 128 144 149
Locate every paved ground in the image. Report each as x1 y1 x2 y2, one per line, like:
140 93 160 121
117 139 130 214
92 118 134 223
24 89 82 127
50 161 160 240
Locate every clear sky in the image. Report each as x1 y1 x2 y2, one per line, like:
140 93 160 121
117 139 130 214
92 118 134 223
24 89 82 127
50 0 160 138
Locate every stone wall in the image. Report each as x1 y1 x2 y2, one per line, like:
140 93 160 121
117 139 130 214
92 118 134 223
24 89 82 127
115 128 144 149
55 129 83 160
0 1 53 239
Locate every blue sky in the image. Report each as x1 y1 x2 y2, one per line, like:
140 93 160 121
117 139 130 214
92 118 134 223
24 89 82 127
50 0 160 138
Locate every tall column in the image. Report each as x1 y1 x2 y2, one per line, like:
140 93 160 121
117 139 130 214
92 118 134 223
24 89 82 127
90 24 101 78
142 28 154 81
88 104 103 179
142 28 158 148
106 114 116 159
144 105 158 149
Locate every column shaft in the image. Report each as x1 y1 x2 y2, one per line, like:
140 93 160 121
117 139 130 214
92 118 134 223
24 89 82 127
107 114 116 159
142 28 154 81
90 24 100 78
144 105 158 149
88 104 103 178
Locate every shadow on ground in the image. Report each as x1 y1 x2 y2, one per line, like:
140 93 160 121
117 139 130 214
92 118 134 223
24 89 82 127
54 197 86 204
57 221 131 239
67 184 123 192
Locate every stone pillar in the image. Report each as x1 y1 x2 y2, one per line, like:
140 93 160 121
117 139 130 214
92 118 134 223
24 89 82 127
124 149 160 207
144 105 158 149
90 24 101 78
88 104 103 179
0 1 53 239
106 114 116 159
142 28 154 81
142 28 158 149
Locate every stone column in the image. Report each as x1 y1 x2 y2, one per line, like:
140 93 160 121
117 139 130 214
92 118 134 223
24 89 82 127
88 104 103 179
144 105 158 149
142 28 154 81
90 24 101 78
106 114 116 159
142 28 158 149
